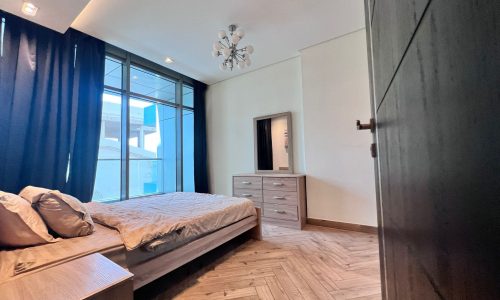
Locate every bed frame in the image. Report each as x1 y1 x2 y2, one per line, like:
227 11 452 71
129 207 262 290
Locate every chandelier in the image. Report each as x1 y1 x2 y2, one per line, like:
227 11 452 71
212 24 254 71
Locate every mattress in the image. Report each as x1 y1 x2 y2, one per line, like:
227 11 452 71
0 224 124 283
85 192 256 251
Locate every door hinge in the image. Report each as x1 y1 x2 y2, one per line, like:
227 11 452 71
371 143 377 158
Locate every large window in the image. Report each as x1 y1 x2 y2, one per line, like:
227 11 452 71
93 55 195 202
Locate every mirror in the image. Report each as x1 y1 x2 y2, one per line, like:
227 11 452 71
254 112 293 173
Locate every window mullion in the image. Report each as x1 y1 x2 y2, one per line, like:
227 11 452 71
175 81 183 192
120 54 131 200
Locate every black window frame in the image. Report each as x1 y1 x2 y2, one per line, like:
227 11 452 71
96 44 195 202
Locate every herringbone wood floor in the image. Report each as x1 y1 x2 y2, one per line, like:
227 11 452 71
136 224 381 300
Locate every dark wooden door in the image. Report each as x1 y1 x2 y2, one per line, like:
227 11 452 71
364 0 500 299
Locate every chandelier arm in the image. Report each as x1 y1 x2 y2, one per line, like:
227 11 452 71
218 41 227 49
220 39 229 48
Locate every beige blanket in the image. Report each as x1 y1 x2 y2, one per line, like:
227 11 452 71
85 192 256 251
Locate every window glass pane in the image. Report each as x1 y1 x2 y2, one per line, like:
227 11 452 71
129 160 161 197
1 17 5 57
129 98 176 197
130 65 176 102
129 98 162 159
182 85 194 107
104 57 122 89
93 90 122 202
93 160 121 202
183 109 194 192
162 105 177 192
98 91 122 159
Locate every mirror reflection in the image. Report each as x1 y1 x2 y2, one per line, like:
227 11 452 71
256 114 290 172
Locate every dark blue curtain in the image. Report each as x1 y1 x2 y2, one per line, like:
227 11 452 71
193 81 208 193
0 11 105 202
64 32 105 201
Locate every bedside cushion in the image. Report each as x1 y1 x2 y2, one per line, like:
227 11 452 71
36 191 94 238
19 186 51 204
0 191 56 247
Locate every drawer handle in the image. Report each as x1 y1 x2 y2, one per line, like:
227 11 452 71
241 181 251 185
274 210 286 214
241 194 252 197
273 196 286 200
272 182 284 186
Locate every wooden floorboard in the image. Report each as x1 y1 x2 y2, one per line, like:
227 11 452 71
135 224 381 300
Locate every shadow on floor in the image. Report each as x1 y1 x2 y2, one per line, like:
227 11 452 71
134 234 252 300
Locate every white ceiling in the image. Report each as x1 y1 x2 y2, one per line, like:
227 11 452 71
0 0 365 85
0 0 90 33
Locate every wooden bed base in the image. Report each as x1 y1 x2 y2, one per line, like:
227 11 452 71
130 207 262 290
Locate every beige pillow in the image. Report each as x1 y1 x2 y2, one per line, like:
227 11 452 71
19 186 51 204
0 191 56 247
36 190 94 238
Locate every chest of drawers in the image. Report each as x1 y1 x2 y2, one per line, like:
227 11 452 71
233 174 306 229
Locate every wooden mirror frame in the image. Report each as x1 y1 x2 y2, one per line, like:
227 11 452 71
253 112 294 174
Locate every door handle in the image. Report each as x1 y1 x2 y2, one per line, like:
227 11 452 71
241 181 251 185
241 194 252 197
273 182 284 186
356 118 375 132
274 210 286 214
273 196 286 200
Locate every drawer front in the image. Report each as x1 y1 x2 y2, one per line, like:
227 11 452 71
263 203 298 221
263 190 298 205
263 177 297 192
233 188 263 202
233 176 262 190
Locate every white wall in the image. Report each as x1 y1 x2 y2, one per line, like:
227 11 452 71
206 58 305 196
301 29 377 226
206 29 377 226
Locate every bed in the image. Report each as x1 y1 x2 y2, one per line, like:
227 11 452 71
0 192 262 290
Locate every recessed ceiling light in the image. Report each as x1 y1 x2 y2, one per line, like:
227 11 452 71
21 2 38 17
165 57 174 64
